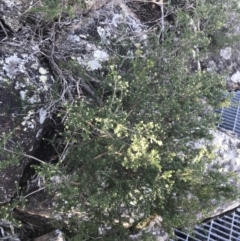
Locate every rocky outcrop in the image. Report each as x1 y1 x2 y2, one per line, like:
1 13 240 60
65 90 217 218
193 128 240 221
0 0 54 203
1 0 240 240
0 43 54 203
0 0 149 239
211 128 240 173
208 128 240 217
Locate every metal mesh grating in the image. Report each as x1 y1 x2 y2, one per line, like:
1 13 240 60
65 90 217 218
218 91 240 137
172 207 240 241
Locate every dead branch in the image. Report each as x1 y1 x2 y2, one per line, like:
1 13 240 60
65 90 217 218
67 74 102 106
128 0 165 5
0 20 8 42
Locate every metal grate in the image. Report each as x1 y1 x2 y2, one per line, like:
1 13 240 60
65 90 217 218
172 207 240 241
218 91 240 137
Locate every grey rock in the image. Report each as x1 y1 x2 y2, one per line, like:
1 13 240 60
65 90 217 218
220 47 232 60
203 7 240 91
129 216 168 241
33 230 65 241
1 0 240 240
0 43 54 203
193 129 240 220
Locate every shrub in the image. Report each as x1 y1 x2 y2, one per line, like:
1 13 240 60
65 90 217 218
55 44 237 239
50 0 240 237
1 0 240 240
29 0 86 20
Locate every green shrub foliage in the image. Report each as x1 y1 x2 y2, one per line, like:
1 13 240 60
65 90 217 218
1 0 240 240
58 56 235 238
29 0 86 19
49 1 240 239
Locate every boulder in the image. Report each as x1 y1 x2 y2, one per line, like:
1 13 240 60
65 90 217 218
193 128 240 220
0 22 54 203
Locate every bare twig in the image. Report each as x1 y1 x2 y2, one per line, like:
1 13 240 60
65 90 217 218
22 187 45 199
67 74 102 106
0 20 8 42
19 0 41 16
3 148 47 165
80 78 102 106
76 79 83 99
126 0 166 6
84 73 101 84
160 2 164 42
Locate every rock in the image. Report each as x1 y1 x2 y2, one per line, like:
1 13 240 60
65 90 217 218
194 128 240 174
231 70 240 83
211 128 240 173
193 128 240 219
0 0 148 238
0 0 37 33
206 128 240 217
33 230 65 241
56 0 147 66
0 219 21 241
203 45 240 90
0 0 57 206
0 0 240 240
206 60 217 72
129 216 168 241
220 47 232 60
0 36 54 204
203 7 240 91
